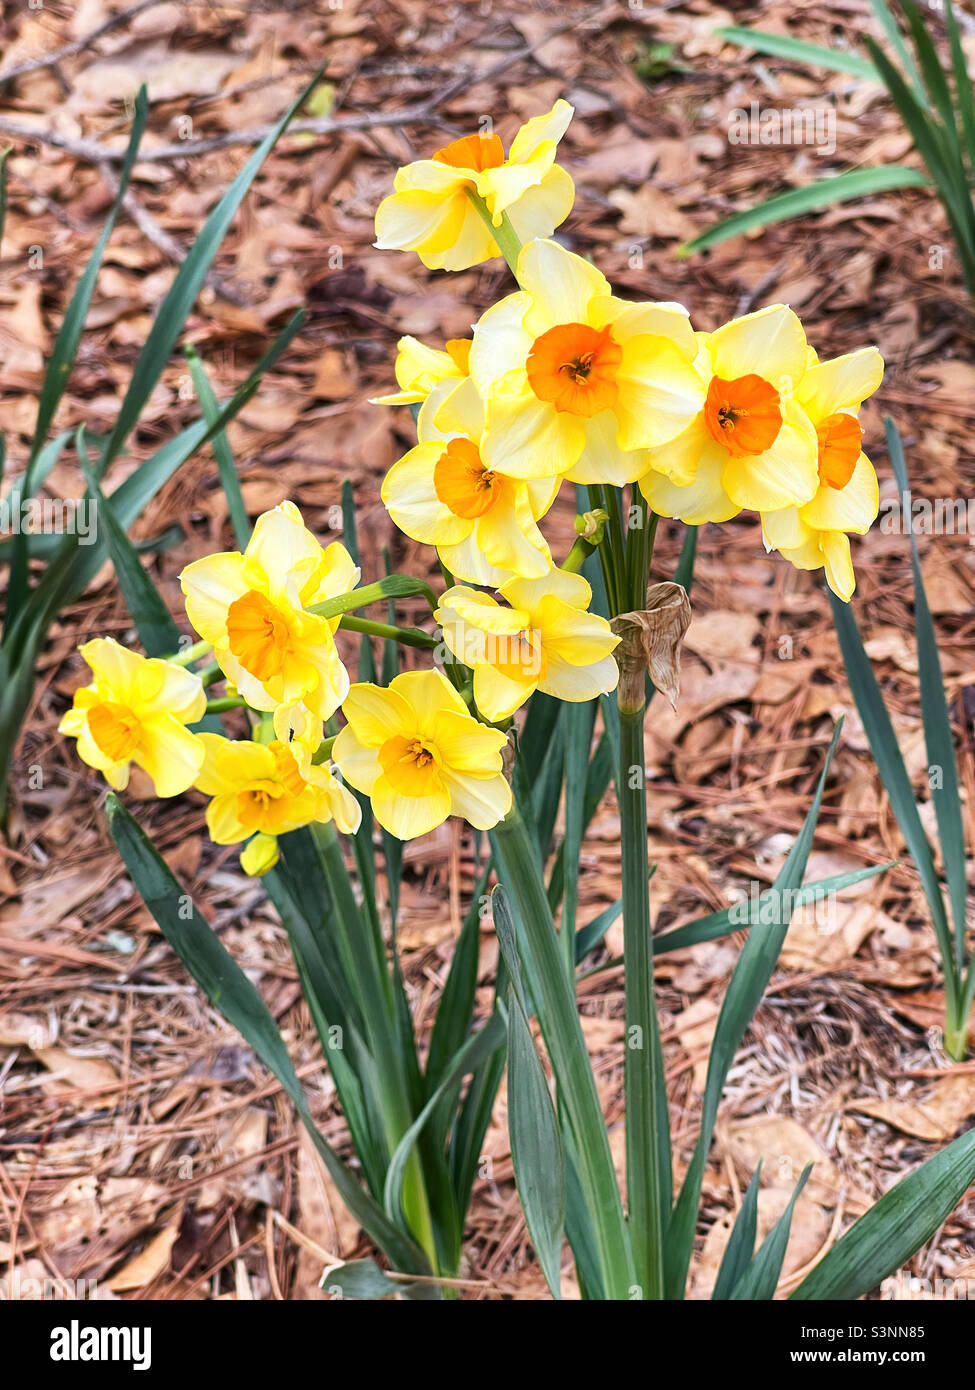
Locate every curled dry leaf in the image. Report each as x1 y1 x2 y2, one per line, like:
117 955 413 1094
611 582 691 712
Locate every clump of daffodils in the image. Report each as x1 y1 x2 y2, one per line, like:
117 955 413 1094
61 99 884 860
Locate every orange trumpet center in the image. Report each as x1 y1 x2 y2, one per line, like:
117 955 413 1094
704 373 782 457
432 132 506 172
490 629 548 684
236 783 285 834
433 437 500 519
87 701 141 763
269 740 307 798
526 322 622 417
445 338 472 374
379 734 443 796
816 411 862 490
226 589 294 684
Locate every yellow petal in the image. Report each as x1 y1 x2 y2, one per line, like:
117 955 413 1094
800 453 879 534
797 347 884 420
720 402 819 512
506 165 575 245
331 724 384 796
374 186 468 255
136 716 205 797
481 384 585 480
442 767 512 830
180 551 250 646
469 291 534 397
707 304 808 385
507 99 574 163
382 444 473 546
565 409 650 486
473 662 537 721
613 336 707 451
638 449 740 525
515 239 610 333
371 779 452 840
822 531 856 601
342 682 415 747
539 651 619 702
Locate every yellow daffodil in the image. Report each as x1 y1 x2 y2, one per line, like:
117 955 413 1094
436 570 619 722
374 101 575 271
469 239 703 485
761 346 884 601
332 670 511 840
58 637 206 796
381 375 558 584
371 335 471 406
180 502 359 735
195 731 361 875
639 304 819 520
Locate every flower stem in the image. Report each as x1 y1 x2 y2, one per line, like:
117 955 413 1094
618 698 667 1299
169 638 211 667
338 614 438 649
465 188 523 277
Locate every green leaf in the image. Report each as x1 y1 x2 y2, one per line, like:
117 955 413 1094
0 145 10 249
100 66 325 472
731 1165 811 1300
185 345 250 548
494 887 566 1298
831 589 958 1015
792 1128 975 1300
885 418 968 974
653 862 893 955
712 1163 761 1300
867 0 924 94
679 166 929 257
490 806 634 1300
76 427 181 657
104 793 429 1276
665 725 842 1298
715 25 877 78
946 0 975 180
5 94 147 630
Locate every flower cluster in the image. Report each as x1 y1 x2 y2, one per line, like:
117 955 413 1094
375 101 884 603
62 99 885 861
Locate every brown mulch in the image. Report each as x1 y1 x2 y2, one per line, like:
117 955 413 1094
1 0 974 1299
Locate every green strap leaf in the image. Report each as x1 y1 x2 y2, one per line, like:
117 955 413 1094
712 1163 762 1300
830 588 958 1017
730 1165 812 1300
493 887 565 1298
76 426 181 657
184 345 250 549
100 66 326 472
792 1129 975 1300
885 418 968 975
715 25 877 78
104 793 429 1276
666 725 843 1298
680 166 929 258
5 94 147 630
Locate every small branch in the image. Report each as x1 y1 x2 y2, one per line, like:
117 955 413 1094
0 0 166 90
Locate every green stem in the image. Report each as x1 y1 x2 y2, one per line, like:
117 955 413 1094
205 695 245 714
465 188 523 277
618 700 667 1298
169 638 211 667
338 614 438 649
309 576 437 622
311 734 337 765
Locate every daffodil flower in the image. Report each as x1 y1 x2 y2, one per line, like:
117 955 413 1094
374 101 575 270
436 570 619 722
761 346 884 600
58 637 206 796
470 239 703 485
639 304 820 520
195 730 361 875
180 502 359 735
371 335 471 406
381 375 558 584
332 670 511 840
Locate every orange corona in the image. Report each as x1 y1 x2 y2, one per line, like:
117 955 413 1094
815 412 862 490
526 323 622 417
703 373 783 457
